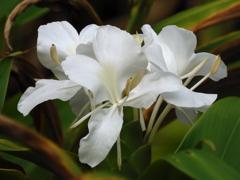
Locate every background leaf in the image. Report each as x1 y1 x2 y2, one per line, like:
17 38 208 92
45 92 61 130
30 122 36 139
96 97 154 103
178 97 240 172
152 1 240 33
139 148 240 180
0 57 13 112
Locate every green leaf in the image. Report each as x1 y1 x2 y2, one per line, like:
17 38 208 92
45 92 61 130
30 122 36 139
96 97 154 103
129 144 151 174
152 1 240 33
196 30 240 53
0 115 82 179
0 57 13 112
121 120 143 152
0 168 30 180
178 97 240 171
126 0 154 33
139 149 240 180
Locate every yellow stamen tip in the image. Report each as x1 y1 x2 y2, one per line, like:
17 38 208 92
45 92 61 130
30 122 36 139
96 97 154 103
50 44 61 66
210 55 221 75
135 31 142 44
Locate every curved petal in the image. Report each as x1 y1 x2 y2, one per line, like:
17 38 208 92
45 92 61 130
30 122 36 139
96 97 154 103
190 52 227 81
145 43 177 74
141 24 158 47
78 24 99 43
18 79 81 116
37 21 79 79
162 86 217 108
69 88 90 116
93 25 147 93
158 25 196 75
125 72 181 109
79 105 123 167
76 43 96 59
175 108 198 125
62 54 110 105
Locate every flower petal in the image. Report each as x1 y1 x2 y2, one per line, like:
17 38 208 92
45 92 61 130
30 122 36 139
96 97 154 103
69 88 90 116
62 54 110 105
93 25 147 92
145 43 177 74
37 21 79 79
79 105 123 167
125 72 181 109
18 79 81 116
175 108 198 125
141 24 158 47
78 24 98 43
158 25 196 75
162 85 217 108
190 52 227 81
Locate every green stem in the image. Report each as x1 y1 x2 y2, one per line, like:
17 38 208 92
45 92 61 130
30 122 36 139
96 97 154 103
148 104 173 143
146 95 163 134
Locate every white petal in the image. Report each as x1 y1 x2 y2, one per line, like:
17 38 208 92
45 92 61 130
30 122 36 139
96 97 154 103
76 43 96 59
141 24 158 47
79 105 123 167
93 25 147 92
62 54 110 105
125 72 181 109
190 52 227 81
162 86 217 108
145 43 177 74
175 108 198 124
69 88 90 116
37 21 79 79
78 24 98 43
158 25 196 75
18 79 81 116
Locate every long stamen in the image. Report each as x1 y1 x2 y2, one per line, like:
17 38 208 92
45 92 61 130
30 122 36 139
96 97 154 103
146 95 163 134
70 101 110 128
50 44 61 66
148 103 173 143
182 58 209 86
117 135 122 170
175 107 194 126
190 55 221 91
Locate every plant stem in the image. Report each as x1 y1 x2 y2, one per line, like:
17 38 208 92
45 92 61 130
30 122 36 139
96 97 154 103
148 103 173 143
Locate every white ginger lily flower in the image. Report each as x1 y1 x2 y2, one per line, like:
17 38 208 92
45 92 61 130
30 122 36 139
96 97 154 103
18 21 98 117
142 24 227 81
37 21 98 79
62 25 180 167
142 25 227 126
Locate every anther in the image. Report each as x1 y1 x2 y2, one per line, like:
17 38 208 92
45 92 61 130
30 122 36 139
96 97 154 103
50 44 61 66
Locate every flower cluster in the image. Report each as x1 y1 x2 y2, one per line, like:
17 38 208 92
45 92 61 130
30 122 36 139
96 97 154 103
17 21 227 168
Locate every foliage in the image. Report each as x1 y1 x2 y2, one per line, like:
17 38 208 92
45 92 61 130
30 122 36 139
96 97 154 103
0 0 240 179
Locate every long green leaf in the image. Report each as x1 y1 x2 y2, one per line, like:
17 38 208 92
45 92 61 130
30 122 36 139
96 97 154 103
0 57 13 112
178 97 240 171
0 168 30 180
152 1 240 33
0 115 81 179
139 148 240 180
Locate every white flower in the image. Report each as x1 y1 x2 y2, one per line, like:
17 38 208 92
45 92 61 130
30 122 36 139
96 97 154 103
37 21 98 79
18 21 98 117
62 25 180 167
142 24 227 81
142 25 227 124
